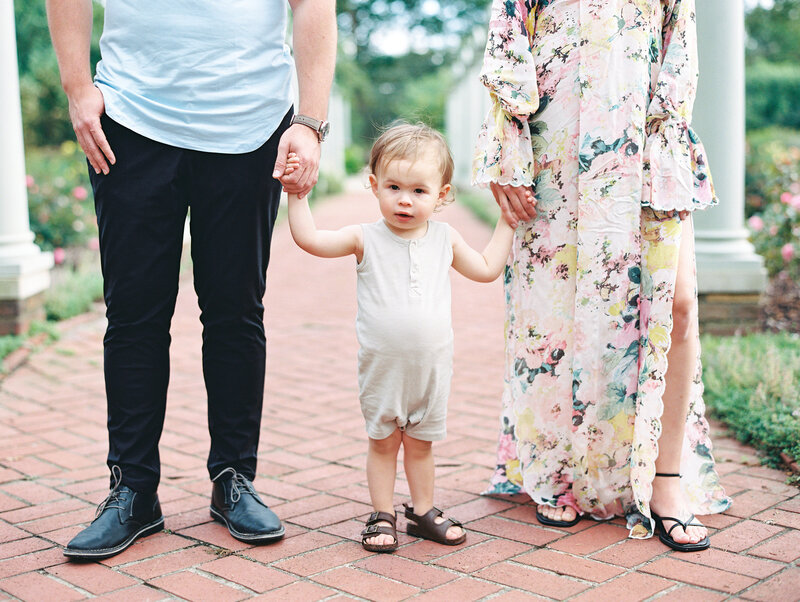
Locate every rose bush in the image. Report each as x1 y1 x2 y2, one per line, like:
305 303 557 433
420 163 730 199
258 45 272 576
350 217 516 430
26 141 97 254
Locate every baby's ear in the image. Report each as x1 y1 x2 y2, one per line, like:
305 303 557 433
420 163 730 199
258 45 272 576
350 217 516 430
368 173 379 195
438 183 452 205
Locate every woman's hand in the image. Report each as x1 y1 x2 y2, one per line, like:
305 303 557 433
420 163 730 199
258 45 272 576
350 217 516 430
490 182 536 228
678 210 689 220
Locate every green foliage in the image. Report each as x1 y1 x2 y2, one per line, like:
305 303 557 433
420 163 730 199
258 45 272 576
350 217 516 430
345 144 367 175
44 265 104 322
26 143 97 251
309 171 344 199
746 62 800 131
0 322 59 369
744 128 800 278
702 333 800 469
456 190 498 226
746 0 800 65
745 127 800 215
14 2 104 148
0 334 25 364
338 50 459 146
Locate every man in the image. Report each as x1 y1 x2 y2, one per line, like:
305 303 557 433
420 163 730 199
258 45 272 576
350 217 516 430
47 0 336 559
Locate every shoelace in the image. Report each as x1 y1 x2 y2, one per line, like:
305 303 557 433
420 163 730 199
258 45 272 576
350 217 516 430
94 464 128 519
212 467 254 504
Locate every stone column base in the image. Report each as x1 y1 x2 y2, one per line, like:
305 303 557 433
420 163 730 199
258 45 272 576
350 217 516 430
0 291 47 336
698 293 763 335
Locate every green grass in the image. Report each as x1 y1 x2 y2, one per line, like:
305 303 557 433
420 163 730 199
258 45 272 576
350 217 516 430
1 264 102 370
701 333 800 469
44 264 104 322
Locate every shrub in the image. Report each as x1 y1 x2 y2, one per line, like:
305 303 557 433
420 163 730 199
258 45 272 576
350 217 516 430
746 62 800 131
747 190 800 280
44 264 104 322
26 142 97 252
745 127 800 216
702 333 800 469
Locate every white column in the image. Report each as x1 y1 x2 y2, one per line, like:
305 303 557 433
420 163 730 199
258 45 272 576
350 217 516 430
0 1 53 333
692 0 766 293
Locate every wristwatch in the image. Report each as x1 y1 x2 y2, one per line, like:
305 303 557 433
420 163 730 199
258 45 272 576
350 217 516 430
290 114 330 142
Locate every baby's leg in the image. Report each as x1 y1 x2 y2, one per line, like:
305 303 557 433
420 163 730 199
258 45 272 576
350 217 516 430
366 429 402 546
402 434 464 541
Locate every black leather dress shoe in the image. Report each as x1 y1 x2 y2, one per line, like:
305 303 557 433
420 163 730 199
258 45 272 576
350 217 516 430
210 468 284 543
64 468 163 560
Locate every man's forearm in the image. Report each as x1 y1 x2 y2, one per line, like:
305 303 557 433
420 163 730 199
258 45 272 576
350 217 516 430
46 0 94 95
291 0 337 120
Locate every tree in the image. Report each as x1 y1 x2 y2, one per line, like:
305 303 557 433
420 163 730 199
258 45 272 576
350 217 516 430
746 0 800 65
14 2 104 148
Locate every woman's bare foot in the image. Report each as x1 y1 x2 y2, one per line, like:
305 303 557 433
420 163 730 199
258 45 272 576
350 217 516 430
650 475 707 545
537 504 578 524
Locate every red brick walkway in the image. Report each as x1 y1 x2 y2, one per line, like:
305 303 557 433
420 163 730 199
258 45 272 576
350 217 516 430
0 187 798 601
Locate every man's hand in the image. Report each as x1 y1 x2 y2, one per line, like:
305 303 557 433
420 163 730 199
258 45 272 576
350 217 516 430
273 124 320 199
67 84 115 174
490 182 537 228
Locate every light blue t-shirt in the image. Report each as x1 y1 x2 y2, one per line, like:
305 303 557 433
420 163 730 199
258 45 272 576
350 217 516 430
94 0 294 154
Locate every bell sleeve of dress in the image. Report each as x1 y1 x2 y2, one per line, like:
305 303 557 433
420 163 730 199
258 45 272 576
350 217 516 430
471 0 540 188
642 0 717 212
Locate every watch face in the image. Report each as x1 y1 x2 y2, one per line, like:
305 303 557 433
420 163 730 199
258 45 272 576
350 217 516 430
320 121 331 141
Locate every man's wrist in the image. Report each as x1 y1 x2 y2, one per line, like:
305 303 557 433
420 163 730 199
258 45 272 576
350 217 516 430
290 114 330 142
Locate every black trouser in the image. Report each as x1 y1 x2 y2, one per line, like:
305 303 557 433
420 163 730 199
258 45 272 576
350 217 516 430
89 111 291 493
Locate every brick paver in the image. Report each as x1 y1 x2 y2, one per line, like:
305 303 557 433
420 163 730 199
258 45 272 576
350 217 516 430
0 185 798 600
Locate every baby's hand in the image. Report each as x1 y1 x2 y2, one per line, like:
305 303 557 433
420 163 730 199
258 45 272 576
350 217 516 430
284 152 301 175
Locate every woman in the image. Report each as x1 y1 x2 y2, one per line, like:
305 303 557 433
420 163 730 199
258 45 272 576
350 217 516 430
473 0 731 551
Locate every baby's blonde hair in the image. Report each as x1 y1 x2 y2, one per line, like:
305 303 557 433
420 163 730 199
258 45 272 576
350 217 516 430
368 122 455 207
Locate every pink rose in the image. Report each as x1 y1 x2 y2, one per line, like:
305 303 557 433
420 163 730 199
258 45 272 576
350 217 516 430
747 215 764 232
53 248 66 265
791 195 800 211
769 225 779 236
780 192 793 204
781 243 794 263
25 174 35 188
72 186 88 200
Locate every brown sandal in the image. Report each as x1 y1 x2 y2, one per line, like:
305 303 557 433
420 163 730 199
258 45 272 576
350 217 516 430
403 503 466 546
361 511 398 553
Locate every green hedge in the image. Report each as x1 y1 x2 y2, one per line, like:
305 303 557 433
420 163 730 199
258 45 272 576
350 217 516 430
746 62 800 131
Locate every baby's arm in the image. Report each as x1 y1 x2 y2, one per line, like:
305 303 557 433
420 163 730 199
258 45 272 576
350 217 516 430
450 217 514 283
287 193 363 260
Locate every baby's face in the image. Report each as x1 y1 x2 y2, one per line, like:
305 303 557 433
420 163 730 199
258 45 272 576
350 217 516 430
369 149 451 239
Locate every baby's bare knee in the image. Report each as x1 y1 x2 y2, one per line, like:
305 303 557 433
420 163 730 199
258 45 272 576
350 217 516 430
369 430 402 455
401 434 432 458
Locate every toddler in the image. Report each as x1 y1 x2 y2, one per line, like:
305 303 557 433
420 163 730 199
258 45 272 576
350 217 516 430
286 123 524 553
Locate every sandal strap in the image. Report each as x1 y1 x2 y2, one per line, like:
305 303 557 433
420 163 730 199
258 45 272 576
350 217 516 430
361 524 397 539
654 472 682 478
365 511 396 527
404 503 462 538
657 513 698 537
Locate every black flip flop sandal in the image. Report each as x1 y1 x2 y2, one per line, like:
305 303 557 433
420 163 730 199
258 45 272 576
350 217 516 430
651 472 710 552
361 511 398 553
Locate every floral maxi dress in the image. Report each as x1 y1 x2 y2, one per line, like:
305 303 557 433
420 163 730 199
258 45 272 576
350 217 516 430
472 0 731 537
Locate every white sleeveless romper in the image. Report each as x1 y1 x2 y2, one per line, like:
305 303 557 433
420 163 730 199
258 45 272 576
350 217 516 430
356 219 454 441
